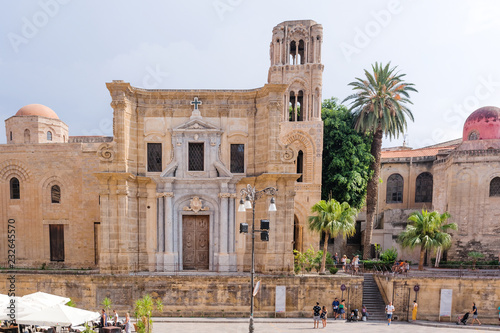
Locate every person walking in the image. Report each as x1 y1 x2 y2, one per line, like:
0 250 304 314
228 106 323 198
339 299 346 320
412 300 418 321
341 255 347 272
124 312 131 333
385 301 395 326
332 298 340 320
320 306 328 328
313 302 321 329
334 253 339 266
470 302 481 326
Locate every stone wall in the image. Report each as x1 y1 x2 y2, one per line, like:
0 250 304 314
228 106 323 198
0 272 363 318
374 274 500 324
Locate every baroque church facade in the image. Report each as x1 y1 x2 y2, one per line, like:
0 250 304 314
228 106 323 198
0 20 324 273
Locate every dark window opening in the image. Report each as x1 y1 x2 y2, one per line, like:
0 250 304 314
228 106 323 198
47 131 52 141
24 129 30 143
49 224 65 262
147 143 162 172
298 39 305 64
386 173 404 203
10 177 20 199
289 40 296 64
296 150 304 182
189 142 204 171
9 131 12 141
468 131 479 140
230 144 245 173
347 221 362 245
51 185 61 203
415 172 433 202
490 177 500 197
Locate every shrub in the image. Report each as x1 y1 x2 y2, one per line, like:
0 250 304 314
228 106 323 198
380 247 398 263
329 267 339 275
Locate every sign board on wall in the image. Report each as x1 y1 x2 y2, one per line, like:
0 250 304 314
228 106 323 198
439 289 453 320
275 286 286 313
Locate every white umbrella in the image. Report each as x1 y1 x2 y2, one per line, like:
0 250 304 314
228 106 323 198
0 295 42 321
16 304 100 327
21 292 70 307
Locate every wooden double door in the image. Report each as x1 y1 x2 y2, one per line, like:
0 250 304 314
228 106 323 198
182 215 209 270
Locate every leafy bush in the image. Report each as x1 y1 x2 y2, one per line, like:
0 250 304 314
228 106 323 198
380 247 398 263
294 247 336 274
329 267 339 275
361 260 393 271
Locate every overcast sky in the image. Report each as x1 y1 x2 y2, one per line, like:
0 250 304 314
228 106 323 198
1 0 500 148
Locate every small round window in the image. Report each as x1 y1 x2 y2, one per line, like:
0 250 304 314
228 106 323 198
468 131 479 141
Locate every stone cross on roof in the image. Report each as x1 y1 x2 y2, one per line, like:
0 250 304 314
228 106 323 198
190 97 202 119
190 97 202 110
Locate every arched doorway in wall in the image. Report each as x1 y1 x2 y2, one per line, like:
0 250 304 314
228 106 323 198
293 215 303 253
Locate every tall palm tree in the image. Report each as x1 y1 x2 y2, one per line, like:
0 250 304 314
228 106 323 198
398 210 457 270
343 62 417 259
309 199 357 274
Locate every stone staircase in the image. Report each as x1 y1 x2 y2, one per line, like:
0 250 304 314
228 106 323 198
362 274 387 321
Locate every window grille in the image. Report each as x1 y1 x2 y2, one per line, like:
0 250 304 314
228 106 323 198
230 144 244 173
386 173 404 203
10 177 20 199
468 131 479 140
189 142 204 171
47 131 52 141
415 172 433 202
147 143 162 172
489 177 500 197
51 185 61 203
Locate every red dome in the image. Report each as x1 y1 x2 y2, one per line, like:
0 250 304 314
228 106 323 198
15 104 59 119
463 106 500 141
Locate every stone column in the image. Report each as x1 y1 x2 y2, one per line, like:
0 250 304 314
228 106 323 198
163 192 176 272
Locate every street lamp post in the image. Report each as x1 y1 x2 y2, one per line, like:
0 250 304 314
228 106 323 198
238 184 277 333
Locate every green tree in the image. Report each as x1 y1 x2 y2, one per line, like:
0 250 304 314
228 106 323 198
344 62 417 259
309 199 357 274
398 210 457 270
321 97 373 209
134 294 163 333
468 251 484 270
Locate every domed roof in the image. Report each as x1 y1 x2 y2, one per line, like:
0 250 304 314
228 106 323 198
463 106 500 141
15 104 59 119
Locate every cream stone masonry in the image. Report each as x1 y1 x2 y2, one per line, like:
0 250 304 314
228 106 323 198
373 106 500 263
0 20 323 273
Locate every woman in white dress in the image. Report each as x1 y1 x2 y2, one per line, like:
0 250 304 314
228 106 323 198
124 312 131 333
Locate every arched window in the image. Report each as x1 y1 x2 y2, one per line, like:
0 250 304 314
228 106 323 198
9 131 12 141
298 39 305 64
296 150 304 182
289 91 295 121
489 177 500 197
47 131 52 141
289 40 297 65
386 173 404 203
24 129 30 143
51 185 61 203
10 177 20 199
468 131 479 140
415 172 433 203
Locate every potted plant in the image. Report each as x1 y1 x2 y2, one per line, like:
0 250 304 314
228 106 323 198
134 294 163 333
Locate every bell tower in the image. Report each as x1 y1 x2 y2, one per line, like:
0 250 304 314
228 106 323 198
268 20 324 121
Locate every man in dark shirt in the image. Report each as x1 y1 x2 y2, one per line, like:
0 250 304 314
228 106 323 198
471 302 481 326
332 298 340 320
313 302 321 328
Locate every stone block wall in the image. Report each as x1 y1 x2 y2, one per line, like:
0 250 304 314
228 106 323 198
0 272 363 318
374 274 500 324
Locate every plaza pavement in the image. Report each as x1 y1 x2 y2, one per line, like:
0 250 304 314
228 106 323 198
151 317 500 332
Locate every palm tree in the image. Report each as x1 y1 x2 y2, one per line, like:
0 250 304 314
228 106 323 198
134 294 163 333
309 199 357 274
343 62 417 259
398 210 457 270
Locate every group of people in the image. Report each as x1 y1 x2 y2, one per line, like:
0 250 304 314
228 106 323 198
313 298 371 328
99 309 131 333
333 253 360 274
391 260 410 274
